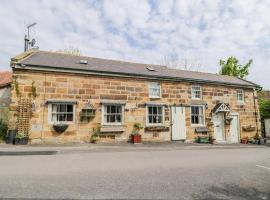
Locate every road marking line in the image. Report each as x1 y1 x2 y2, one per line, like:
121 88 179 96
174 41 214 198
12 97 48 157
256 165 270 170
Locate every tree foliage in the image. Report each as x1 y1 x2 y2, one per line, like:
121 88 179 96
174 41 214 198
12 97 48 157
259 98 270 119
219 57 252 79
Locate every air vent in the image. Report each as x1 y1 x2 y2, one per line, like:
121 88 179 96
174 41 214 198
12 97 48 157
146 66 156 71
79 60 88 64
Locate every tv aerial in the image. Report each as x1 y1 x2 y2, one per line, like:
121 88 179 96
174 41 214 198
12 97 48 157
24 22 38 52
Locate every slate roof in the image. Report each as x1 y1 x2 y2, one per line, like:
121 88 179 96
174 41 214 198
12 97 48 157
0 71 12 87
12 50 258 88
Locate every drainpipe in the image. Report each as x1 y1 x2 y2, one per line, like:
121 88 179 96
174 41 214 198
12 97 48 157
253 89 259 137
40 72 47 140
224 112 227 141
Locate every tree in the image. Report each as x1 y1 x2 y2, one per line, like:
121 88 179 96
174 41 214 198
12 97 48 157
219 57 252 79
259 98 270 119
56 46 81 56
162 55 202 71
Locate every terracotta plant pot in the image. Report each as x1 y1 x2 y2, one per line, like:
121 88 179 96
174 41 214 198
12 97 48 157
241 138 248 144
131 134 141 144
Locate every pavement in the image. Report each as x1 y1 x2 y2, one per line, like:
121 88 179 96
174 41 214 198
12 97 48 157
0 143 269 199
0 141 268 154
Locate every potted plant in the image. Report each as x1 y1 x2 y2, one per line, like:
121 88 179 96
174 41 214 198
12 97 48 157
53 123 68 133
131 123 143 144
90 127 100 143
14 132 28 145
241 137 249 144
259 137 265 145
248 138 255 144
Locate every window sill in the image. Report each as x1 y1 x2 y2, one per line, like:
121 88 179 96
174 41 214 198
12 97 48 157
237 101 245 105
100 126 126 133
50 122 75 125
191 124 205 127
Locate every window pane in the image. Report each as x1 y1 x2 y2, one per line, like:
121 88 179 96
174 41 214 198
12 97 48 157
59 104 66 112
110 115 115 123
116 114 121 123
52 105 57 112
67 104 73 112
157 116 162 123
52 114 57 122
153 116 157 123
148 116 153 123
58 114 66 121
158 107 162 114
148 106 153 114
67 114 73 121
153 106 157 114
116 106 121 113
199 116 203 124
111 105 116 113
106 115 110 123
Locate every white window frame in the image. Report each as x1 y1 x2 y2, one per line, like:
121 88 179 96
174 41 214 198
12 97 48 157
190 105 205 126
191 85 202 100
236 89 244 103
102 104 124 126
48 103 76 124
149 82 161 98
146 105 165 127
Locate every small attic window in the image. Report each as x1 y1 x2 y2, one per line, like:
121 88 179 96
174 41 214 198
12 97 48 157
79 60 88 64
146 66 156 71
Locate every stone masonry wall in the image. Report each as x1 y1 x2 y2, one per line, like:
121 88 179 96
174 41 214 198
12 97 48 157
10 69 261 143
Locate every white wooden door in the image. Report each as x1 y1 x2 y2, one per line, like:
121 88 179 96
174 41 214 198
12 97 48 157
213 113 225 141
171 106 186 140
230 114 240 143
265 119 270 138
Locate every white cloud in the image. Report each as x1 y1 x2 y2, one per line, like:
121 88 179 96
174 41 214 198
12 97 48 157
0 0 269 89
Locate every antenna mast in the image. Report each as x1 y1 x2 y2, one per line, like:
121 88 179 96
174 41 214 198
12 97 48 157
24 22 37 52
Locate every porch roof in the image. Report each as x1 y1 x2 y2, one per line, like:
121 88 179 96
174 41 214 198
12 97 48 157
212 103 231 113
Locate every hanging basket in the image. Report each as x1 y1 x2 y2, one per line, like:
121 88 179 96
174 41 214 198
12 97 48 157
53 124 68 133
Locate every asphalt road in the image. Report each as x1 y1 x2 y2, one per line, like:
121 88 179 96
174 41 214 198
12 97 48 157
0 146 269 199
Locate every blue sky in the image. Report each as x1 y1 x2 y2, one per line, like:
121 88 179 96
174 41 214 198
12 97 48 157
0 0 270 89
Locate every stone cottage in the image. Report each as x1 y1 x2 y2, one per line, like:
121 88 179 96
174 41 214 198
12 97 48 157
9 50 261 144
0 71 12 122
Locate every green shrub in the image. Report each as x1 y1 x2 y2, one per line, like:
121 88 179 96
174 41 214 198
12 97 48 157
0 119 8 141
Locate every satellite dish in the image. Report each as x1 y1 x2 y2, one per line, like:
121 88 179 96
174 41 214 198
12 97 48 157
30 39 36 47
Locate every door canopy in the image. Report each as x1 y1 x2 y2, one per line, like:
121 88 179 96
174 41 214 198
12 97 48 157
212 103 230 113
